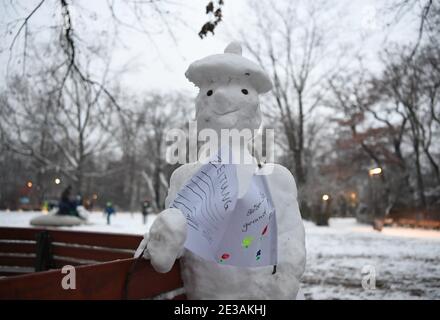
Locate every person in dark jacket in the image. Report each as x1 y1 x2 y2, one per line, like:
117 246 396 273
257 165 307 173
104 201 116 225
57 185 79 217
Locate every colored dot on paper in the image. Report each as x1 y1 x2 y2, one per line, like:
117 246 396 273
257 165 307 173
221 253 230 260
242 236 254 248
256 249 262 261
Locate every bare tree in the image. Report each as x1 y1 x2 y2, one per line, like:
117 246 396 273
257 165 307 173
111 92 190 211
140 93 190 210
239 0 342 187
326 40 440 213
327 65 410 215
388 0 435 59
0 52 117 195
377 45 440 208
3 0 226 101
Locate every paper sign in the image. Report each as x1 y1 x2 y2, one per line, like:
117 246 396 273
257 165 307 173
169 150 277 267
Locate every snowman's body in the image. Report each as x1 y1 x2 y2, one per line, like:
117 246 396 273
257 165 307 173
166 161 305 299
136 42 306 299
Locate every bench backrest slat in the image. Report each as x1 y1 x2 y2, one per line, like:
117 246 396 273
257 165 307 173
48 229 143 250
0 255 35 268
0 242 36 254
0 227 143 271
51 244 134 262
0 227 143 250
0 268 33 277
0 228 38 241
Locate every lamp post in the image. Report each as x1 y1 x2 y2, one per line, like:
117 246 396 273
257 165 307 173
316 194 331 226
349 192 357 216
368 167 383 230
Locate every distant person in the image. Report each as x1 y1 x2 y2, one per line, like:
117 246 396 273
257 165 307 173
141 200 152 225
57 185 79 217
104 201 116 225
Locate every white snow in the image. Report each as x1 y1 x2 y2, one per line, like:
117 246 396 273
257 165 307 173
1 212 439 299
185 41 272 94
0 210 154 235
303 218 440 300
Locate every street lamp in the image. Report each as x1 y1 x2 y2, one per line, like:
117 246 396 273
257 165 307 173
322 194 330 201
54 178 61 185
368 167 382 176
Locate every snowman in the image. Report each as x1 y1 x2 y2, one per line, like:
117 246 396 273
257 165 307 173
135 42 306 299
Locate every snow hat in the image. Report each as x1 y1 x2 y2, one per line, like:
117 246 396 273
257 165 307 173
185 41 272 94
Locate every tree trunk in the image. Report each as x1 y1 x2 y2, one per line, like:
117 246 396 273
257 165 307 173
423 146 440 184
297 91 305 185
413 140 427 208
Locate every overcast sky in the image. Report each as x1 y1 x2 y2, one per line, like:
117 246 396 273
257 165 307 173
0 0 419 94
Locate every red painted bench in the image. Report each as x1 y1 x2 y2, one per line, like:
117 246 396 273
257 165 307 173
0 227 185 299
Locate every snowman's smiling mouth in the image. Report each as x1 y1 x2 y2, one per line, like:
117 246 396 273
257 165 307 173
213 108 239 116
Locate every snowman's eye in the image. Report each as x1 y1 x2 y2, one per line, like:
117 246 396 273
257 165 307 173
207 90 213 96
241 89 249 95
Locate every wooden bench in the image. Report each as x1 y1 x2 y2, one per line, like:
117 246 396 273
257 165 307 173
0 227 185 299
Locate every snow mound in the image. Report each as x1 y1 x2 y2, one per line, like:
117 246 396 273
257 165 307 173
30 206 90 227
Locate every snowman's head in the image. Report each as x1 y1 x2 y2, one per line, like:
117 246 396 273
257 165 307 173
195 76 261 134
186 42 272 137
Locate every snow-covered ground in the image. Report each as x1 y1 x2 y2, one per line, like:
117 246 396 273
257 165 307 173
1 211 439 299
0 210 154 235
303 218 440 300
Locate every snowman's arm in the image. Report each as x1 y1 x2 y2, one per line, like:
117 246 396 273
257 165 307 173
135 167 189 273
134 235 150 259
266 164 306 280
146 208 187 273
278 198 306 281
